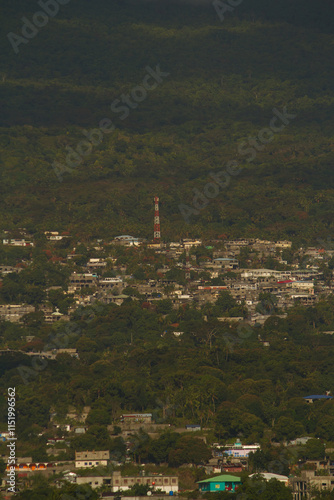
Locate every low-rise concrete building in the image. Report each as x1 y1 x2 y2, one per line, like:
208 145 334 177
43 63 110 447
76 475 112 489
75 450 110 468
291 470 334 499
0 304 35 322
120 413 152 424
111 471 178 493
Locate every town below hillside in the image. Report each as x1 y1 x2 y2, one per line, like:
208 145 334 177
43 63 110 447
0 231 334 498
1 231 334 332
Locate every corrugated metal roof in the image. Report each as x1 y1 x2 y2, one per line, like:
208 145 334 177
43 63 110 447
198 475 241 483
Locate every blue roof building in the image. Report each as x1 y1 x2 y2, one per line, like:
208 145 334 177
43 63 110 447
304 395 333 403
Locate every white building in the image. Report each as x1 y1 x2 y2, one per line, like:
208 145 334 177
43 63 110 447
222 439 260 458
3 238 34 247
250 472 289 486
111 471 178 493
241 269 282 279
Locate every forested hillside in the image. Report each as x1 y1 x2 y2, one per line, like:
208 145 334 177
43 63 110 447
1 0 334 241
1 298 334 458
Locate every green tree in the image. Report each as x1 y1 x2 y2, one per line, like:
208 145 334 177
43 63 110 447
0 458 5 476
274 417 304 442
316 416 334 441
156 299 173 314
299 439 326 460
168 436 211 467
86 408 111 426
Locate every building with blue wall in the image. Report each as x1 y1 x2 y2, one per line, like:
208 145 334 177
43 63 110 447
198 474 242 493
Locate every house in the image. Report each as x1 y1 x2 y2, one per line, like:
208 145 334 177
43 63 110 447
249 472 289 486
65 406 90 422
212 258 239 270
221 464 244 473
69 273 98 291
241 269 282 279
74 426 88 434
291 470 334 499
75 450 110 468
76 476 112 489
223 439 260 458
120 413 152 424
275 241 292 249
183 239 202 248
86 258 107 270
0 304 35 323
198 474 242 493
98 277 123 290
3 238 34 247
113 235 141 246
303 395 333 404
111 471 178 493
0 266 22 275
217 317 244 323
185 424 201 431
104 294 129 306
44 308 69 323
0 432 10 441
63 471 77 484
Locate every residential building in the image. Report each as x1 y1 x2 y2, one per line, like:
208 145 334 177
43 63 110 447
120 413 152 424
76 476 112 489
0 265 22 275
111 471 178 493
69 273 98 291
198 474 242 493
113 235 141 246
75 450 110 468
0 304 35 322
303 395 333 404
249 472 289 486
3 238 34 247
291 470 334 499
222 439 260 458
86 258 107 270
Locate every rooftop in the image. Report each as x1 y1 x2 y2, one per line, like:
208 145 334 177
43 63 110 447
304 395 332 400
198 475 241 483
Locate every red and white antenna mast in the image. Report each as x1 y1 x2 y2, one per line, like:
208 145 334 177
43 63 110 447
154 196 161 242
185 245 191 281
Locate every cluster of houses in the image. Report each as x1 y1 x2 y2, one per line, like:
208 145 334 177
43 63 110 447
2 437 334 498
1 234 334 331
2 405 334 496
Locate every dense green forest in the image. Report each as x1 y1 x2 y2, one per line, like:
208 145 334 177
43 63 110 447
0 0 334 241
1 297 334 460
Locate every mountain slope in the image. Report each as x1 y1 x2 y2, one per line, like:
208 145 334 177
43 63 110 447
0 0 334 241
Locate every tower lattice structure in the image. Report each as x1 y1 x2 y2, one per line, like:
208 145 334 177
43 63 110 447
154 196 161 242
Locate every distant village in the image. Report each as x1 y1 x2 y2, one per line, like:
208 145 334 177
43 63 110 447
1 409 334 499
1 229 333 332
1 229 334 499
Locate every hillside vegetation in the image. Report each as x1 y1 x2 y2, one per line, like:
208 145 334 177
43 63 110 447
0 0 334 241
